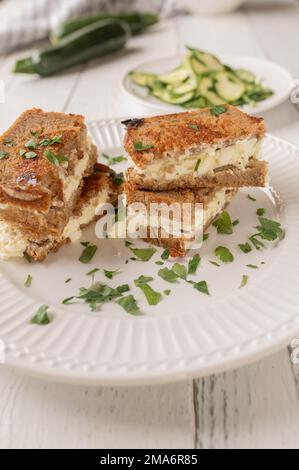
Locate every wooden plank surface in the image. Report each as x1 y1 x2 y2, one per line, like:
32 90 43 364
0 4 299 449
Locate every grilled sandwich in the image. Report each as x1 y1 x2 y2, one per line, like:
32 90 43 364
124 182 237 257
0 108 97 242
123 105 267 191
0 164 118 261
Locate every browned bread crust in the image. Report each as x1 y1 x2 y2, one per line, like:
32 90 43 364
127 158 267 191
24 165 119 261
123 105 266 167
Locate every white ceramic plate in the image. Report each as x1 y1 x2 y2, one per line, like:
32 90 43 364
1 118 299 386
122 54 294 114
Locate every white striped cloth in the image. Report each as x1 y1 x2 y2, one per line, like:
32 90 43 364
0 0 179 54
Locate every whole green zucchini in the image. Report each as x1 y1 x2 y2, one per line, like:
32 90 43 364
51 12 158 43
14 20 130 77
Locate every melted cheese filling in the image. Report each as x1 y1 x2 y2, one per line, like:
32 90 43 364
129 138 261 181
0 190 109 259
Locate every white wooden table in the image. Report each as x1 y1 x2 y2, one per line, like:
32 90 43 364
0 4 299 449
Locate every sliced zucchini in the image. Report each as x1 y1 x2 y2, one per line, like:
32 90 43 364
214 71 245 102
197 76 224 105
130 71 157 87
190 55 207 75
151 88 194 105
170 77 197 95
235 68 256 83
158 67 190 85
188 47 223 73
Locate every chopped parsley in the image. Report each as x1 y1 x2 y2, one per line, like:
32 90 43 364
110 170 124 187
133 141 154 151
0 151 9 159
239 275 248 289
212 211 233 235
117 295 141 315
164 289 171 296
215 246 234 263
161 247 170 260
86 268 99 276
155 261 164 266
65 278 72 283
79 242 97 264
247 194 256 202
238 242 252 254
194 159 201 172
4 138 13 147
158 267 179 283
39 135 62 146
232 219 240 226
19 149 26 156
193 280 209 295
62 296 75 304
23 253 33 263
31 305 51 325
256 208 265 216
24 274 32 287
129 246 156 261
44 150 68 166
188 254 201 275
210 105 227 116
24 151 37 159
102 153 126 165
172 263 187 280
203 233 209 241
30 130 41 138
246 264 258 269
134 275 162 306
188 123 199 131
25 139 37 149
104 269 120 279
125 240 133 247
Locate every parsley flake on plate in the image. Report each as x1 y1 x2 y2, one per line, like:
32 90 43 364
193 280 210 295
134 275 162 306
212 211 233 234
31 305 51 325
24 274 32 287
129 246 156 261
215 246 234 263
239 275 249 289
188 254 201 275
79 242 97 264
172 263 187 280
104 269 120 280
238 242 252 254
158 267 179 283
161 247 170 260
117 295 141 315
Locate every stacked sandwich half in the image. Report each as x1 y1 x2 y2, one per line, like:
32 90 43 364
123 105 267 256
0 109 118 261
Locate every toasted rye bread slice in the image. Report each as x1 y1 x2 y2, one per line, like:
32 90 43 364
0 108 98 240
123 105 266 167
127 158 267 191
0 165 119 261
